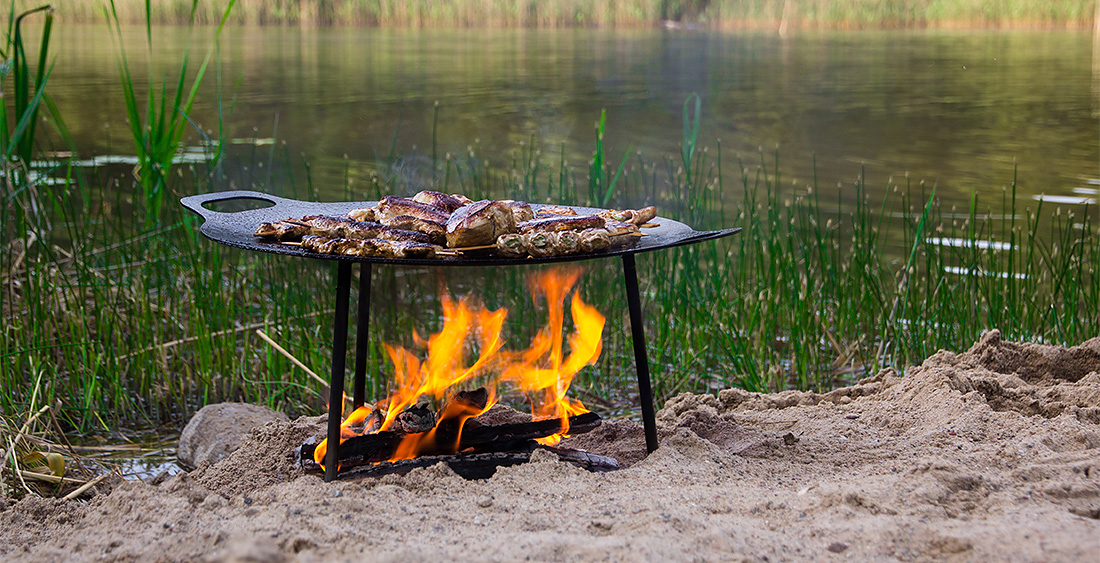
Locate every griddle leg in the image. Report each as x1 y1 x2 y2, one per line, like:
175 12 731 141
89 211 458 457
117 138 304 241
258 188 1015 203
621 254 659 454
324 261 353 482
352 263 372 410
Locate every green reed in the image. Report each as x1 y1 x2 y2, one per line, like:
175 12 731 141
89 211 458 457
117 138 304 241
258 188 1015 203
105 0 236 227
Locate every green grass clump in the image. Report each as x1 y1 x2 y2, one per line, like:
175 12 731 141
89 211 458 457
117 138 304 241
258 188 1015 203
105 0 236 226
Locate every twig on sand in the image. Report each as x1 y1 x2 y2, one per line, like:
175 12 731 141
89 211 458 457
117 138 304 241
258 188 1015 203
17 469 85 486
62 472 112 501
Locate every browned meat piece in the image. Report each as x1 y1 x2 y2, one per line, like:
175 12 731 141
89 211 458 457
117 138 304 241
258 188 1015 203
411 190 466 213
517 214 604 234
630 206 657 225
451 193 474 205
372 226 432 244
596 208 635 223
579 228 611 253
293 215 431 243
535 205 578 218
445 200 517 247
556 230 583 255
494 233 528 258
300 235 440 259
596 206 658 225
602 219 640 237
375 196 450 224
348 207 377 222
254 220 310 240
301 235 342 254
502 200 535 223
525 231 558 257
360 239 439 259
379 215 446 244
300 215 357 237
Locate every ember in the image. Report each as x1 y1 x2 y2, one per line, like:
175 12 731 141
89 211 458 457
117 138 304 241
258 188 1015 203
312 268 605 472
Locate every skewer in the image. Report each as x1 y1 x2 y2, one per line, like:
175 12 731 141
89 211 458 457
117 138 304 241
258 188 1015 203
448 244 497 252
640 223 658 228
278 241 304 247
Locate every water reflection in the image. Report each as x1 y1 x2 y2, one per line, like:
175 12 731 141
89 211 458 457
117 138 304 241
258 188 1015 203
36 26 1099 220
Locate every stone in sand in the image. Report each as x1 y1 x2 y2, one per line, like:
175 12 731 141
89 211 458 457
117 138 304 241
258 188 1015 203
177 403 289 469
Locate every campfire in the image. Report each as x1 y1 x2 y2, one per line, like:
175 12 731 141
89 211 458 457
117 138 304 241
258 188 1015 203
299 268 618 479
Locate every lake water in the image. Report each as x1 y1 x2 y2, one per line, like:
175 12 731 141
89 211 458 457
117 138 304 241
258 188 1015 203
44 25 1100 217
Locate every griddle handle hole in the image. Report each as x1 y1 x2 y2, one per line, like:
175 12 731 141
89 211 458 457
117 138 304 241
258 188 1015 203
201 197 276 214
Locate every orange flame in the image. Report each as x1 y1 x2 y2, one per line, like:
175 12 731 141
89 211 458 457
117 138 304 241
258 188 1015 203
314 267 603 469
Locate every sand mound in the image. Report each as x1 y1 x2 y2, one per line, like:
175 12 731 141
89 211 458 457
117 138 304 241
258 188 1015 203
2 330 1098 561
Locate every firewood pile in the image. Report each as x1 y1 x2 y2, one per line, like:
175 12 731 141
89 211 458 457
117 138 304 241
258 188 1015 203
297 389 618 480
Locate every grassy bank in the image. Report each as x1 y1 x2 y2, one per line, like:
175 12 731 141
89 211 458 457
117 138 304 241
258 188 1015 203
2 3 1098 440
3 108 1098 433
15 0 1098 28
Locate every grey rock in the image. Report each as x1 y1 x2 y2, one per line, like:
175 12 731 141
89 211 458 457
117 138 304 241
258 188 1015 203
177 403 288 469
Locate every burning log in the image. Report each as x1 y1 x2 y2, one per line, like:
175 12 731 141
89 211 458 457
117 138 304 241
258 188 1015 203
395 403 436 434
322 444 618 481
299 411 602 472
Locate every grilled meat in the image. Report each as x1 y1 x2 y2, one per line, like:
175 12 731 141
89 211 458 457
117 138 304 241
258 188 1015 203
301 235 440 259
348 207 376 222
525 231 558 257
494 233 528 258
602 219 640 238
259 198 654 258
534 205 578 219
492 227 612 259
597 209 631 222
375 196 450 224
304 216 431 243
517 214 604 234
378 215 446 244
300 215 358 237
579 228 611 253
556 230 583 255
256 215 430 243
445 200 517 247
631 206 657 225
411 190 466 213
502 200 535 223
255 220 310 240
597 205 658 225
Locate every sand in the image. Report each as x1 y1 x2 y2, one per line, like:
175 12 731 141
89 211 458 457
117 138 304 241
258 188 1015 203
3 329 1098 561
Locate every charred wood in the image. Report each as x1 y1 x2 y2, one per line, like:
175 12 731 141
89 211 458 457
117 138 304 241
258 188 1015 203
330 444 618 480
396 403 436 434
298 411 601 471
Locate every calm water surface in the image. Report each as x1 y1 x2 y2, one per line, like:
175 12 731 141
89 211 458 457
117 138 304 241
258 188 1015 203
46 26 1099 218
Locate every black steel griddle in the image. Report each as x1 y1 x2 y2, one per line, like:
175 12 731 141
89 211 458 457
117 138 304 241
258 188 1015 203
179 190 740 265
181 190 741 480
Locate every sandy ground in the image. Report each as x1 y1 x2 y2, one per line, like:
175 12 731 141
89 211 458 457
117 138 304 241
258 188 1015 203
3 329 1099 562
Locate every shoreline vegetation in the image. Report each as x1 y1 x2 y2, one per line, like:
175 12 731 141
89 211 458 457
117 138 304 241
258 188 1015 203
14 0 1100 28
2 1 1098 444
